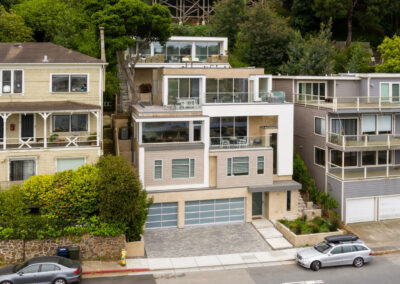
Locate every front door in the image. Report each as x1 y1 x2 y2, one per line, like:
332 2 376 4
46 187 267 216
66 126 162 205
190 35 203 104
21 114 34 140
252 192 263 217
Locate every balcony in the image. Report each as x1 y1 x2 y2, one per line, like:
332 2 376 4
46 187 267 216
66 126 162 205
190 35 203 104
328 132 400 150
205 91 286 104
328 163 400 180
210 135 272 150
294 94 400 111
0 135 99 151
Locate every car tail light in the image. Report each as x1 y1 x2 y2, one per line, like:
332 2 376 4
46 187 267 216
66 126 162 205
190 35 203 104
369 253 372 256
74 268 81 274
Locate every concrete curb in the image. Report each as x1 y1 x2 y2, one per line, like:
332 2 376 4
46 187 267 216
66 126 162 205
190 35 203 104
372 250 400 256
82 268 150 275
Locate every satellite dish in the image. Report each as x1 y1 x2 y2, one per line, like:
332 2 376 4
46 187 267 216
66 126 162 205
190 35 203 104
2 85 11 93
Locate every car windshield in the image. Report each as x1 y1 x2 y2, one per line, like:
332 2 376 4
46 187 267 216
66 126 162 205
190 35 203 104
58 257 74 268
13 261 29 273
314 241 331 253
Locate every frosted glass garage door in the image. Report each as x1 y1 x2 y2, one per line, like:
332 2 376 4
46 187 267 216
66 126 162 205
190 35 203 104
146 202 178 229
185 198 245 226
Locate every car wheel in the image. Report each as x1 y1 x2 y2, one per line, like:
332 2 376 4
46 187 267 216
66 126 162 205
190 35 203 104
353 257 364 268
1 281 13 284
311 261 321 271
53 278 67 284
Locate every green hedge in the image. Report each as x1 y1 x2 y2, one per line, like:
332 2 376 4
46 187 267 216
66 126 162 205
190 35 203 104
279 215 341 235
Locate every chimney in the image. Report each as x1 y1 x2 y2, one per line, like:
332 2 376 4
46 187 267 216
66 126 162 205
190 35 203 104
99 27 106 62
42 55 48 63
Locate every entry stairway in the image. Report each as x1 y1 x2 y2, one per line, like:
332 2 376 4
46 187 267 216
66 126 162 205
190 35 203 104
252 219 293 249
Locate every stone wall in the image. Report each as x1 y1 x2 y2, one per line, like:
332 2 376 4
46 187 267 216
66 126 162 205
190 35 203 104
0 234 125 264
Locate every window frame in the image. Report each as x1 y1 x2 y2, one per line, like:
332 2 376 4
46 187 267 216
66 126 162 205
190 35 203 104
0 69 24 95
227 156 250 177
8 157 37 182
380 82 400 102
205 78 249 103
314 116 326 136
154 159 163 180
286 190 291 211
56 157 86 172
51 113 89 133
171 158 195 179
50 73 89 93
361 114 392 135
329 150 358 168
257 156 264 175
314 146 326 168
361 150 392 167
297 81 327 100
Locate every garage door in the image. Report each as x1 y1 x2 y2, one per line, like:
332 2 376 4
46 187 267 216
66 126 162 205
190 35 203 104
145 202 178 229
185 198 245 226
379 195 400 220
346 198 375 223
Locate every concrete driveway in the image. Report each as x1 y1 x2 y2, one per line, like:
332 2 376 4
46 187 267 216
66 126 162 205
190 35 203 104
144 223 271 258
346 219 400 252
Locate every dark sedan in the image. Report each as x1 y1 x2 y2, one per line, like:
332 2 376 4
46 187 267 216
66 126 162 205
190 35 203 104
0 256 81 284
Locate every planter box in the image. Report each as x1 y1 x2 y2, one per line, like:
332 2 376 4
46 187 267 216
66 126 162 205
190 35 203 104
276 221 344 247
126 235 144 257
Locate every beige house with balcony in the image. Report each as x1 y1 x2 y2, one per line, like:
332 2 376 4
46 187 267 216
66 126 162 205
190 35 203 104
0 42 106 188
121 36 301 229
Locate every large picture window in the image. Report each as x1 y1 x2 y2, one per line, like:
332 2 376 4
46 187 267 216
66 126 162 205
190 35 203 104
206 78 248 103
362 150 392 166
298 82 326 100
168 78 200 105
172 158 195 178
332 119 357 135
51 74 88 93
52 114 88 132
362 115 392 134
331 150 357 167
210 117 247 145
142 121 189 143
227 157 249 176
154 41 192 63
195 42 220 61
1 70 23 94
9 159 35 181
380 82 400 102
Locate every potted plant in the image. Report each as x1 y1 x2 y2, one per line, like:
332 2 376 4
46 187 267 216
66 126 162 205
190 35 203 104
87 132 97 145
49 133 59 143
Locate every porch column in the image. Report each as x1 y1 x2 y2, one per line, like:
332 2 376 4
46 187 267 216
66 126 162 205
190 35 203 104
341 151 345 180
0 113 11 150
39 112 51 148
91 111 101 146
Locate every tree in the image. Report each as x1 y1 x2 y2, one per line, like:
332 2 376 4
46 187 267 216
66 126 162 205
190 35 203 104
376 35 400 73
290 0 320 35
334 42 372 73
0 0 22 11
0 5 33 42
235 3 294 74
313 0 358 47
171 23 213 37
210 0 248 50
96 156 152 241
280 21 335 75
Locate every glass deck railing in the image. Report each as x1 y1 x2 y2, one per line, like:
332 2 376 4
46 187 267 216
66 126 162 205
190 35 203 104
328 132 400 148
328 162 400 180
210 135 272 149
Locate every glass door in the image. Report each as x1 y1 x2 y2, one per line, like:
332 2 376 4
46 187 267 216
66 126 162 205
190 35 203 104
252 192 263 217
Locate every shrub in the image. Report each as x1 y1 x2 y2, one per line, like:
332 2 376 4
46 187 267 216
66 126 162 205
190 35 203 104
0 186 29 218
96 156 152 242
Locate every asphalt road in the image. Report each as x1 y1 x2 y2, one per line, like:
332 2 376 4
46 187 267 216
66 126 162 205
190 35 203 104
82 254 400 284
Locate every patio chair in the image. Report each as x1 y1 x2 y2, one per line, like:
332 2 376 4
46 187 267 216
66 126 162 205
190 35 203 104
222 139 230 147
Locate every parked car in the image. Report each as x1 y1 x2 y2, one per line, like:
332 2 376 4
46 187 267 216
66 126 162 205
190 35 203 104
296 234 373 271
0 256 81 284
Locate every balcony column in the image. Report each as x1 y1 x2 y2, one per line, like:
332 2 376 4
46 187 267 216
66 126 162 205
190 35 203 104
387 150 390 177
39 112 51 148
341 151 344 180
91 111 101 146
0 113 11 150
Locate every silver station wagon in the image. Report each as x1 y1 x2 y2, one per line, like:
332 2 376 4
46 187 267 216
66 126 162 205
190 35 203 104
296 234 373 271
0 256 82 284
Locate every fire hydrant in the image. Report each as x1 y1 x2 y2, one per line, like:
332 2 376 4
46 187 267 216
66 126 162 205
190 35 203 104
120 249 127 266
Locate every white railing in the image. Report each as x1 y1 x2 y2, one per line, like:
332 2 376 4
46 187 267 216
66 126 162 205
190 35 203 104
0 135 99 151
327 132 400 149
295 94 400 111
210 135 272 150
328 162 400 180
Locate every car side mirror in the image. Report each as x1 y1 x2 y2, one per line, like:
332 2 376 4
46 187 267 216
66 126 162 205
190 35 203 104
328 253 332 256
18 272 24 276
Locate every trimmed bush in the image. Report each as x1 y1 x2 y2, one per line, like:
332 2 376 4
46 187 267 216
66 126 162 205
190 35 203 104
0 186 29 218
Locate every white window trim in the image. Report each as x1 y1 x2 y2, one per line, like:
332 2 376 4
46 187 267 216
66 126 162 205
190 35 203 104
297 81 327 99
329 150 359 168
314 146 326 168
163 75 205 105
257 156 265 175
379 82 400 102
7 156 37 182
49 73 90 94
153 159 163 180
50 113 90 134
0 69 24 95
330 117 359 135
55 156 87 173
171 158 195 179
227 156 250 177
314 116 326 137
361 114 393 135
361 150 393 167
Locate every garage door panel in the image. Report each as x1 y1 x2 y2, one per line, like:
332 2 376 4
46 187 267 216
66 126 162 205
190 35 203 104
346 198 375 224
185 198 245 226
379 196 400 220
146 202 178 229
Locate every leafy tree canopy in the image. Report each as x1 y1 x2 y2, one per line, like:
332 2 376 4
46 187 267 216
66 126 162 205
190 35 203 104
376 35 400 73
334 42 372 73
171 23 213 36
0 5 33 42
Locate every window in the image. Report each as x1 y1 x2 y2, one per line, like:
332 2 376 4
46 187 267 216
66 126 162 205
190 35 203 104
330 247 342 255
52 114 88 132
286 191 291 211
257 156 264 174
142 121 189 143
298 82 326 100
380 82 400 102
378 115 392 134
51 74 88 92
331 151 357 167
57 158 85 172
172 158 195 178
342 245 355 253
205 78 248 103
1 70 23 94
332 119 357 135
361 150 391 166
362 114 392 134
227 157 249 176
154 160 162 179
315 147 325 167
362 115 376 134
362 151 376 166
154 41 192 63
10 160 35 181
167 78 200 105
40 264 60 272
20 264 40 274
209 116 248 145
195 42 221 61
193 121 202 141
315 117 326 136
354 245 367 251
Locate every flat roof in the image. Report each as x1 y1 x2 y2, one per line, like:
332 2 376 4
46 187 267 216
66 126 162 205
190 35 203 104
272 75 360 80
0 101 101 112
249 180 302 193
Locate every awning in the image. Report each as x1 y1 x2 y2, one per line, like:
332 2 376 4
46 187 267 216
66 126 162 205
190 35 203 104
0 101 101 112
249 180 302 193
